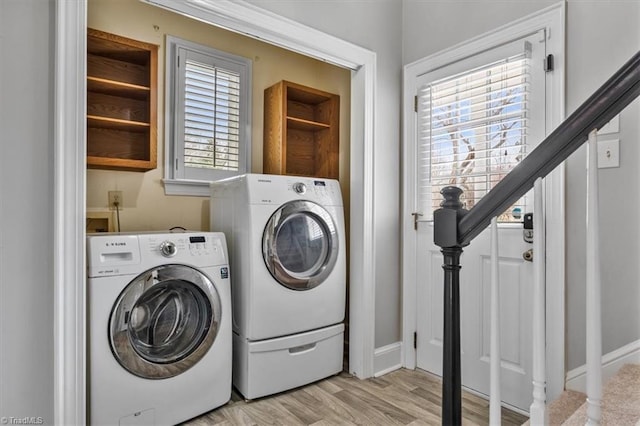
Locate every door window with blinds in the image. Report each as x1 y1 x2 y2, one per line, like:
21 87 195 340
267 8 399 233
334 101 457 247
416 34 545 221
166 36 252 192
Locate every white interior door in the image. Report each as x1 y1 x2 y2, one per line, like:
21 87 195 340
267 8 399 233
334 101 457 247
417 224 535 410
412 31 547 411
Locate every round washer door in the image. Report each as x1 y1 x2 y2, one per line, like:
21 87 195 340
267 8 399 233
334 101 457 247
263 200 339 291
109 264 221 379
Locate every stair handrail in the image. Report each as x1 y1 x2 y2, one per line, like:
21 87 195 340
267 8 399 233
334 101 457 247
457 51 640 246
434 50 640 425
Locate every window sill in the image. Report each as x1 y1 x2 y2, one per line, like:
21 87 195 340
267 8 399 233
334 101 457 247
163 179 211 197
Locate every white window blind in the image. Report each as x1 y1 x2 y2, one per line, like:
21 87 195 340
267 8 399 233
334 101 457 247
417 49 530 221
183 60 240 171
165 36 251 195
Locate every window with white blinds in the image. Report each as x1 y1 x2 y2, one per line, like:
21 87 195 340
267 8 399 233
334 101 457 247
417 49 530 221
165 36 251 194
183 60 240 171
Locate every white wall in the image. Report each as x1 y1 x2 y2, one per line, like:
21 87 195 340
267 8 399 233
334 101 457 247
402 0 556 64
564 0 640 369
0 0 55 423
244 0 404 348
402 0 640 370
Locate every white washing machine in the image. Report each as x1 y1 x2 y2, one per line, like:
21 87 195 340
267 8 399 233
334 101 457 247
87 232 232 425
210 173 346 399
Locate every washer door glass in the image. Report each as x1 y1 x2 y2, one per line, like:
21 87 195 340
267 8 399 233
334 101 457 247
109 264 221 379
263 200 338 290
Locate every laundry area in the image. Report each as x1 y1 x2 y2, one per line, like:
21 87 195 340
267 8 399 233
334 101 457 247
84 0 351 423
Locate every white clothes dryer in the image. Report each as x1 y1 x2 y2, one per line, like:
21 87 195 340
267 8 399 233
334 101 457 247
87 232 232 425
210 174 346 340
210 174 346 399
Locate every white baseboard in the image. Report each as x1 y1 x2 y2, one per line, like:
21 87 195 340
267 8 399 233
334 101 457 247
566 339 640 392
374 342 403 377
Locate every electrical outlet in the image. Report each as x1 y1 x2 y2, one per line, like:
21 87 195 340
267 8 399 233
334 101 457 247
108 191 123 210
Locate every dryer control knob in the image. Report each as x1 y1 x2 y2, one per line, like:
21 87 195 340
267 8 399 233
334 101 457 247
159 241 177 257
293 182 307 194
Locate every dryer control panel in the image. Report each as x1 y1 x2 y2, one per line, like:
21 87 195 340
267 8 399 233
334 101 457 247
232 174 343 207
286 178 341 206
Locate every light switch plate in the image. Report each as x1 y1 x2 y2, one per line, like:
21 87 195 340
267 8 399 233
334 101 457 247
597 139 619 169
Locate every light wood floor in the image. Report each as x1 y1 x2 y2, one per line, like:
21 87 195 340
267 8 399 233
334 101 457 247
183 368 529 425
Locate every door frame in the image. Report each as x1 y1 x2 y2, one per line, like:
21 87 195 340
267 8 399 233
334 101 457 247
54 0 377 423
401 2 566 404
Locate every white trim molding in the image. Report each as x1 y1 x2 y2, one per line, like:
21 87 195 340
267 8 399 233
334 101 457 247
347 60 377 379
142 0 368 70
543 3 567 403
374 342 403 378
54 0 87 424
162 179 211 197
566 339 640 393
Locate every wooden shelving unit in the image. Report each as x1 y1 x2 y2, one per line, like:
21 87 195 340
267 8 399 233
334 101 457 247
86 28 158 171
263 81 340 179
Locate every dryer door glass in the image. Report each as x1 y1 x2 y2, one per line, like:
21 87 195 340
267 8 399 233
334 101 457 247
109 264 222 379
275 213 328 274
263 200 338 290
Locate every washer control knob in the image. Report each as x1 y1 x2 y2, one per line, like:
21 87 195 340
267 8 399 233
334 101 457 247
293 182 307 194
159 241 177 257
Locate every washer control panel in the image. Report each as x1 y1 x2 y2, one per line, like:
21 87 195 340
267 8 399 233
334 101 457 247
87 232 228 277
149 235 216 258
159 240 177 257
186 235 214 257
146 233 226 266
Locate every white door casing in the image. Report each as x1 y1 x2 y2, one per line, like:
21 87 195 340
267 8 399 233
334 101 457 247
55 0 378 423
402 2 566 411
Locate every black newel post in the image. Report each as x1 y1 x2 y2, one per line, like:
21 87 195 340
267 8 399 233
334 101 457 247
433 186 467 426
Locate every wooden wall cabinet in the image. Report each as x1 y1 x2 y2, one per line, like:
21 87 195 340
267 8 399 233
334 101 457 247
87 28 158 171
263 81 340 179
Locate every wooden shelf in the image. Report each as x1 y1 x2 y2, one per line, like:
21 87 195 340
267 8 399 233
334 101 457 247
263 81 339 179
286 116 331 132
87 156 155 172
87 115 151 132
87 28 158 172
87 76 150 99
